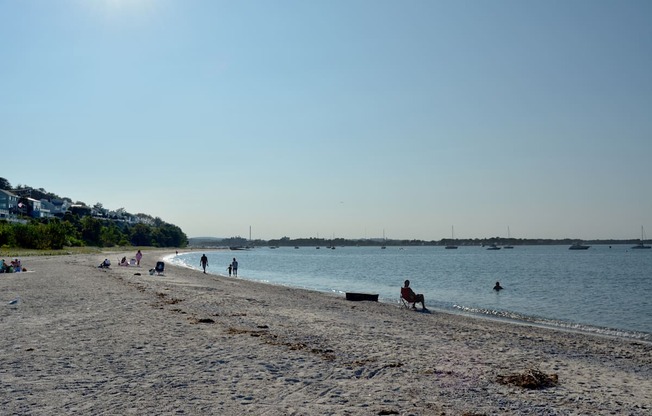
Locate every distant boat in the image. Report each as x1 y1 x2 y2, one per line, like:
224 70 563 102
631 226 651 249
229 246 248 251
445 226 458 249
504 226 514 249
569 242 590 250
487 243 501 250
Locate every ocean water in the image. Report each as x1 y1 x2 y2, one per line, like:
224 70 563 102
167 245 652 341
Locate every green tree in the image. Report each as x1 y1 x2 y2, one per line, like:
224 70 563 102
13 222 49 249
81 216 103 246
100 223 122 247
45 219 68 249
0 177 11 190
0 221 14 246
130 223 152 246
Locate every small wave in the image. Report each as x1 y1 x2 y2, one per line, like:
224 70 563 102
452 304 651 342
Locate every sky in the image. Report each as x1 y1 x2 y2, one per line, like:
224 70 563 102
1 0 651 241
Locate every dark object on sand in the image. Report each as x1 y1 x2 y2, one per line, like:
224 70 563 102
154 261 165 275
497 368 558 389
345 292 379 302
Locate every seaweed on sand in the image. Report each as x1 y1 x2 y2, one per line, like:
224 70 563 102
496 368 559 389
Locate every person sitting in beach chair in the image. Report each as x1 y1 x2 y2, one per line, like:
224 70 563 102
98 259 111 269
119 256 128 266
401 279 428 311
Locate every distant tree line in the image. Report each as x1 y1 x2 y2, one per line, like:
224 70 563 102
193 236 646 248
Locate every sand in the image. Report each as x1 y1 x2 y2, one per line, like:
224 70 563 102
1 250 650 415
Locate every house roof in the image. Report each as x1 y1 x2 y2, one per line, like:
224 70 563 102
0 189 18 198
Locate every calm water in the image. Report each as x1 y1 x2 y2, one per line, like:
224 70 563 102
167 245 652 341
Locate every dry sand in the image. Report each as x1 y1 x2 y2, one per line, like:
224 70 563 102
1 250 650 415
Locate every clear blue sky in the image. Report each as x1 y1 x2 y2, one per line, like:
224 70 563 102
2 0 651 241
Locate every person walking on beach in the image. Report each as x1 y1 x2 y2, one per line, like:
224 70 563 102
200 254 209 273
227 264 232 276
231 258 238 276
135 250 143 266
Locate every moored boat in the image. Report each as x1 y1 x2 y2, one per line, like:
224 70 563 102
503 226 514 248
631 226 651 249
569 242 590 250
445 226 458 249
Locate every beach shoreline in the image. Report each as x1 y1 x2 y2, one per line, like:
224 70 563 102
1 250 650 415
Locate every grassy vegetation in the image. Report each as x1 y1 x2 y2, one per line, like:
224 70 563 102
0 246 159 258
0 246 101 257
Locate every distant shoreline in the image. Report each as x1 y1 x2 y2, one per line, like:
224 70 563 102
189 238 651 248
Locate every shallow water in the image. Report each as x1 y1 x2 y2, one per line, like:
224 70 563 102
168 245 652 341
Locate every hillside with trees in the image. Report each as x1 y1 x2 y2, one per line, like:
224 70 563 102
0 177 187 250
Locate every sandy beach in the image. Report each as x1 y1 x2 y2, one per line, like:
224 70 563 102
1 251 650 415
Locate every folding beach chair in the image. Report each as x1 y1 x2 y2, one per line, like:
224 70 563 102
154 261 165 276
400 287 416 309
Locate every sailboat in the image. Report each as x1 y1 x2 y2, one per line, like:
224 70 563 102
631 226 651 249
503 226 514 249
445 226 458 249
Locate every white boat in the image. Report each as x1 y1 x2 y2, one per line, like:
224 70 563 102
486 243 501 250
631 226 651 249
569 242 590 250
445 226 458 249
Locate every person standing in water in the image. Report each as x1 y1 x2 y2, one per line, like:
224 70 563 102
200 254 209 273
493 281 504 291
231 258 238 276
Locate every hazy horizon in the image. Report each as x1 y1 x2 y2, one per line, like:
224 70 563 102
2 1 650 241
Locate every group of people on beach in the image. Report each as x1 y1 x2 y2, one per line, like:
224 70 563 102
0 258 24 273
99 250 143 270
117 250 143 267
199 255 238 277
